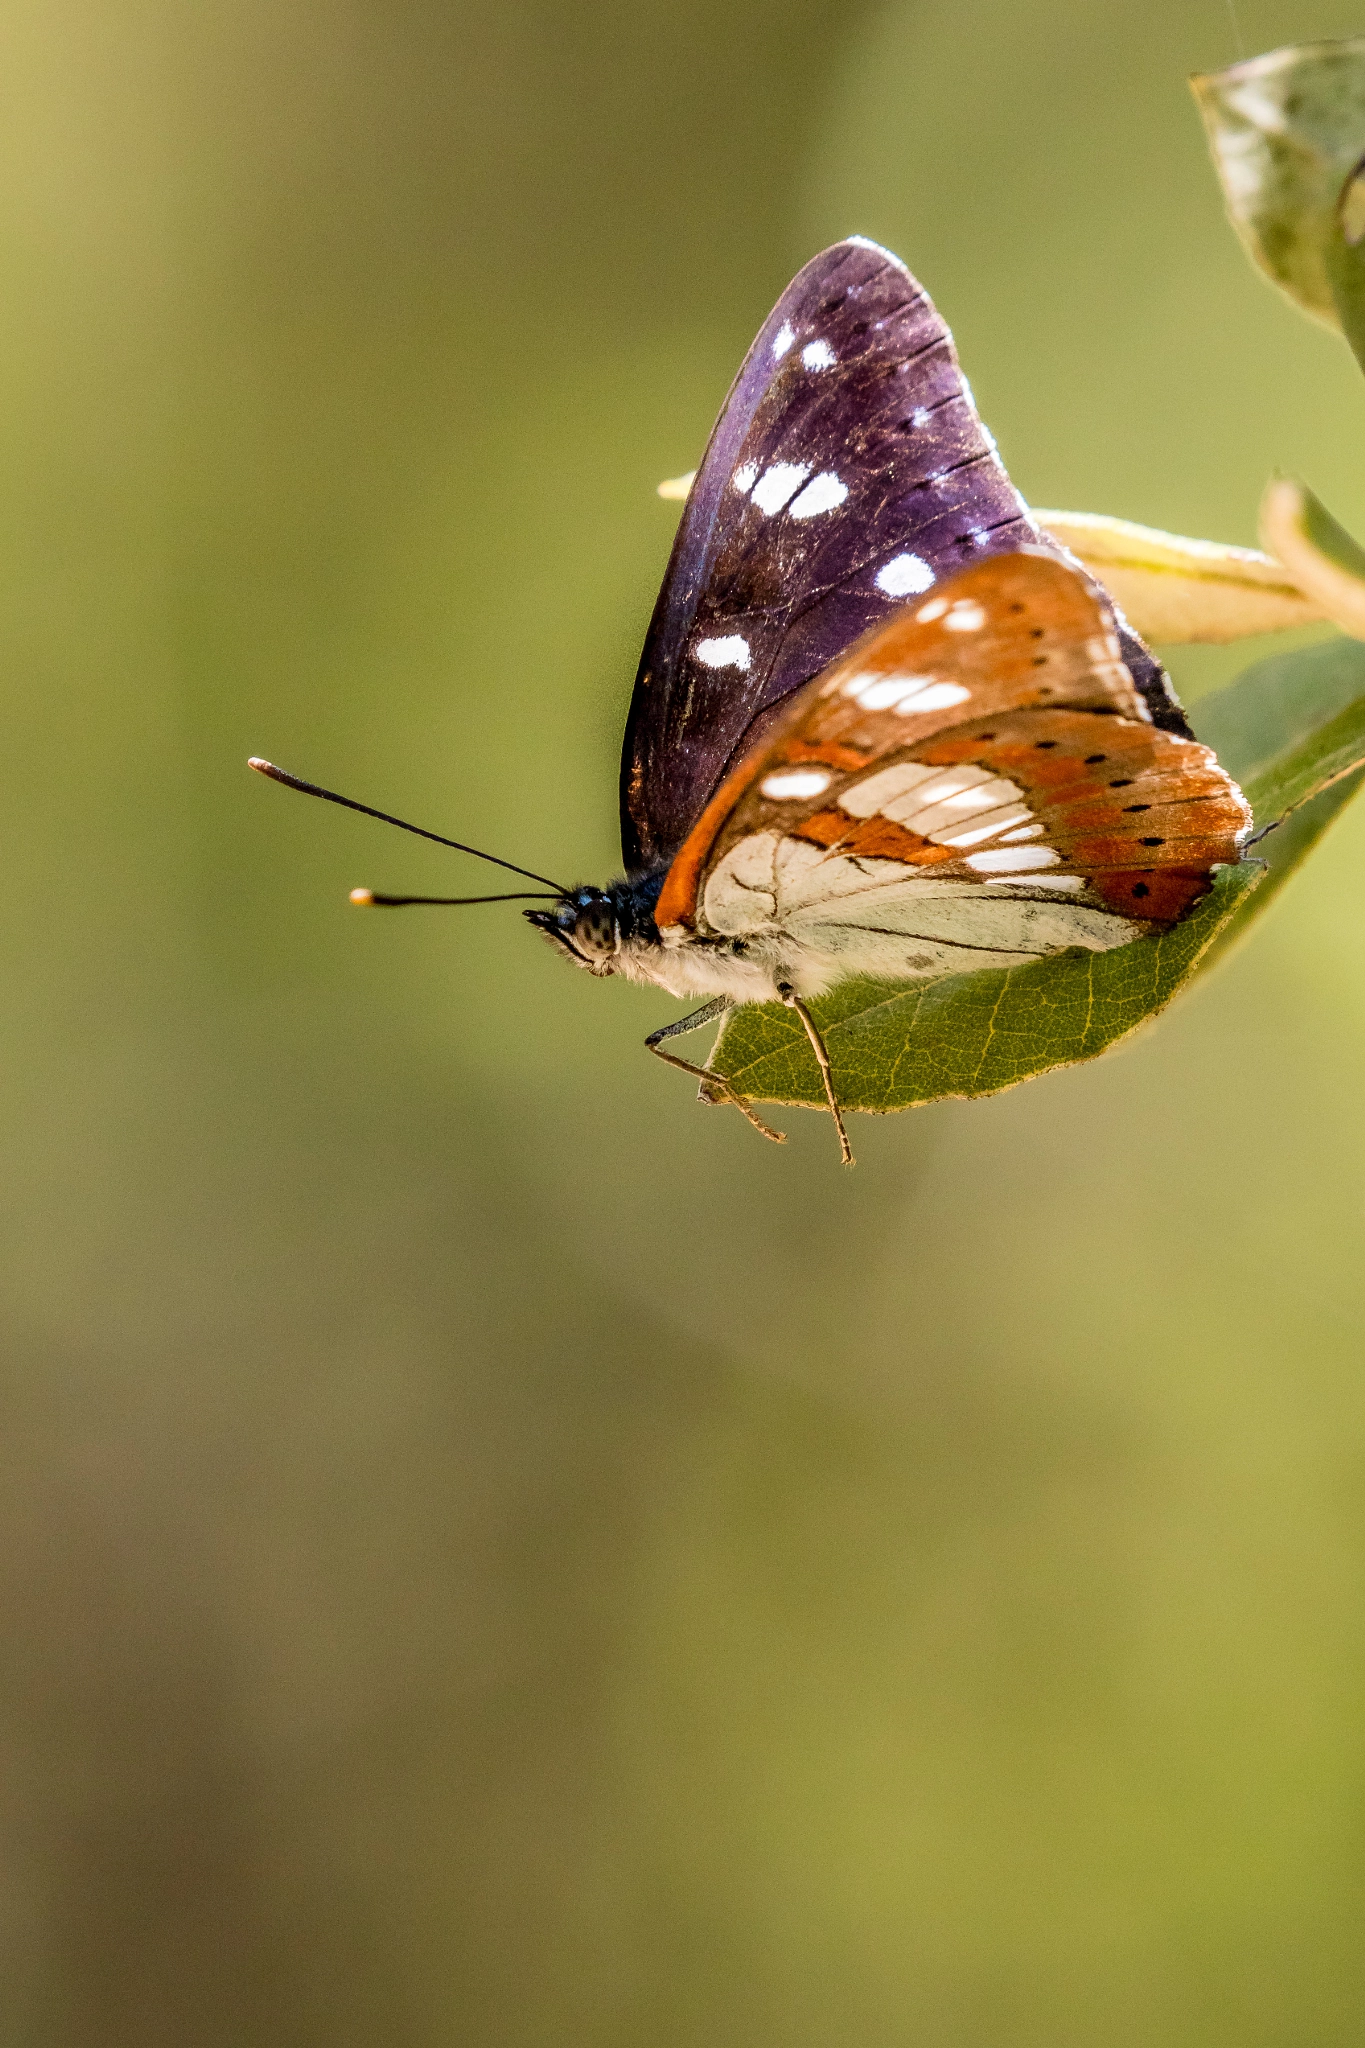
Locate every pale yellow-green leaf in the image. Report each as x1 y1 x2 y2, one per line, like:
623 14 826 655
1034 508 1324 643
1259 476 1365 640
1192 37 1365 361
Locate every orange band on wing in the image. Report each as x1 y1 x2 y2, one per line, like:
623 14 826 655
654 758 763 930
793 809 956 865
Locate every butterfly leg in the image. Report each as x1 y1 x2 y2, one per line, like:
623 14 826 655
645 1000 786 1145
777 985 854 1167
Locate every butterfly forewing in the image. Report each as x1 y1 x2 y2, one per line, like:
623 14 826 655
654 554 1249 977
622 238 1186 873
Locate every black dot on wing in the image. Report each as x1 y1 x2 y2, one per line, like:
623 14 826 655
822 291 847 312
1085 754 1106 764
1132 883 1150 898
1030 627 1045 638
1032 656 1048 666
851 319 869 335
1141 836 1164 845
1110 778 1134 788
1034 740 1058 749
1123 803 1150 812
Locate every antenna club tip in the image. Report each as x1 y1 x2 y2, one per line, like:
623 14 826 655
349 888 375 906
248 757 276 776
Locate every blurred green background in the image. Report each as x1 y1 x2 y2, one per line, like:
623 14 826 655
4 1 1365 2041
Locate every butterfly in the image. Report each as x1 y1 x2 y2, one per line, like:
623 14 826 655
251 236 1250 1164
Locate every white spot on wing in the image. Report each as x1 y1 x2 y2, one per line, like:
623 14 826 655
801 339 836 371
772 321 795 359
875 553 935 598
967 845 1061 873
916 597 949 623
896 771 983 810
937 805 1033 847
1001 822 1045 842
838 761 937 817
788 472 849 520
943 782 1009 809
760 768 832 801
694 634 751 671
912 407 932 428
943 600 987 632
842 768 1034 850
751 462 810 515
897 681 970 712
732 461 758 493
840 668 969 714
890 777 1025 841
847 677 912 711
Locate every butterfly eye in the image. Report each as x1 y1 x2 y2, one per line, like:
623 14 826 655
570 899 619 961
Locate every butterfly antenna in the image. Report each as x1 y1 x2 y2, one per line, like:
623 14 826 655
248 759 570 894
349 889 558 907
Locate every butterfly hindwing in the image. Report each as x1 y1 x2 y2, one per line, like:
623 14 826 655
622 238 1186 873
654 554 1249 983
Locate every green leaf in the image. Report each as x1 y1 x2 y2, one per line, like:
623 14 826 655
1192 38 1365 369
707 866 1262 1114
1221 680 1365 822
1193 628 1365 797
705 636 1365 1114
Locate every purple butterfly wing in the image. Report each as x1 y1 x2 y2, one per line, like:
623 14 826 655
620 237 1186 872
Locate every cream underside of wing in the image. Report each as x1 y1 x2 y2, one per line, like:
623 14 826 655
701 832 1134 991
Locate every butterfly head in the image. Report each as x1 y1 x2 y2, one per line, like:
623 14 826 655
525 887 623 975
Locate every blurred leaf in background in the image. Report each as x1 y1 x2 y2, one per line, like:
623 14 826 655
1194 33 1365 372
7 5 1365 2048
